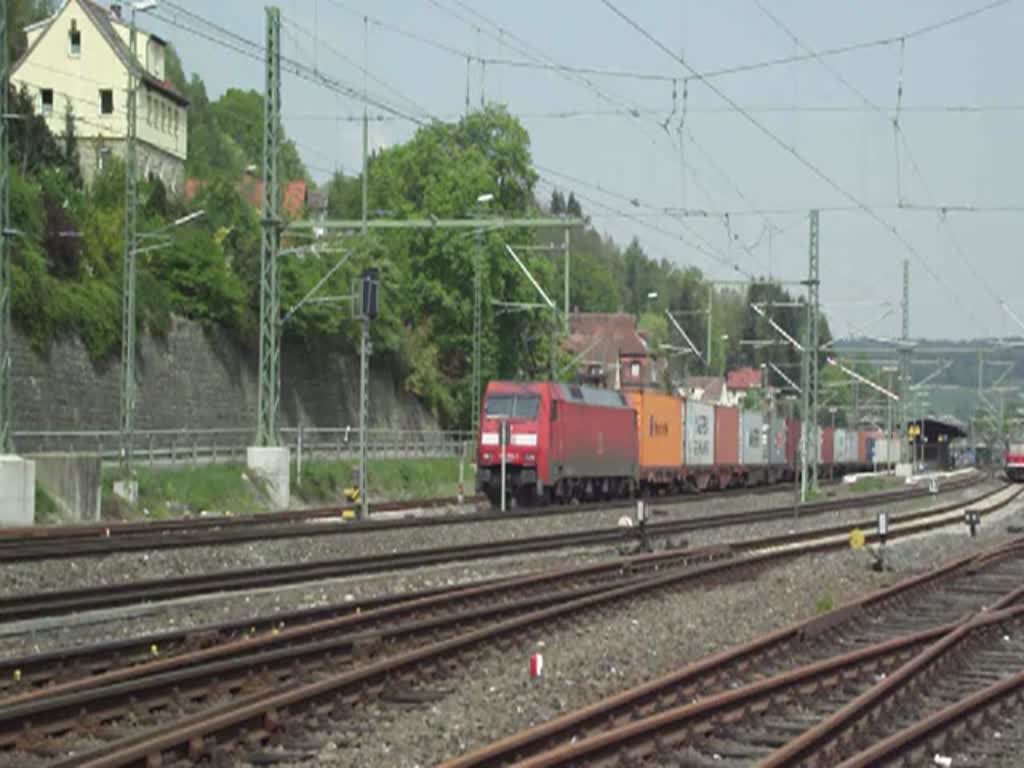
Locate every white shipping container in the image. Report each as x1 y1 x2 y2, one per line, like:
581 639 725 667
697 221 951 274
847 431 861 463
833 429 847 465
768 416 787 465
740 410 766 466
834 429 858 464
684 400 716 466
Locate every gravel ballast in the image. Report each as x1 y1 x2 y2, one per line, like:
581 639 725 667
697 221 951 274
0 481 994 659
243 489 1024 768
0 478 980 598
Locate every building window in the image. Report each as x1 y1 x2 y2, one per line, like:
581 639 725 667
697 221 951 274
69 21 81 56
100 89 113 115
173 109 178 135
98 146 111 170
40 88 53 116
630 362 641 378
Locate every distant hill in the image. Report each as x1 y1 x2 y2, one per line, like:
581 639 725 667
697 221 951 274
834 338 1024 427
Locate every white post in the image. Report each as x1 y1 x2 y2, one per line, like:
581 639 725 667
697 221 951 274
500 416 508 513
458 446 465 507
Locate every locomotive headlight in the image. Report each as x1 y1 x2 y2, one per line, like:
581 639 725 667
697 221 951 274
525 453 536 462
483 452 493 461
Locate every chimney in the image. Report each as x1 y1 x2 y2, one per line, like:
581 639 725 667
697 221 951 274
110 3 123 19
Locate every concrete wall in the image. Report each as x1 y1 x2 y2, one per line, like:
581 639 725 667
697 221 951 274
0 457 35 527
11 316 438 434
77 138 186 197
34 453 102 522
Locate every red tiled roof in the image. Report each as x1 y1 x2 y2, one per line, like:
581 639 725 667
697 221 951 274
183 178 203 204
683 376 726 402
566 312 649 367
727 367 763 390
282 181 308 217
183 176 308 218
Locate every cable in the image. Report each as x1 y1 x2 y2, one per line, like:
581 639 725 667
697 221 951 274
427 0 775 277
152 2 427 125
329 0 1012 87
283 103 1024 123
600 0 989 334
534 165 760 278
754 0 1015 336
279 15 434 122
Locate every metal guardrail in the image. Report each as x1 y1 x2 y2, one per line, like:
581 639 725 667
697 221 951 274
13 428 473 468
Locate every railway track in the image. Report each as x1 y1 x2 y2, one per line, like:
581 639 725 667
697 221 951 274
0 478 997 623
1 484 1017 768
0 476 952 562
443 492 1024 767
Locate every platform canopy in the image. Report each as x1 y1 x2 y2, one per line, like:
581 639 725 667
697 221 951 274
904 417 967 442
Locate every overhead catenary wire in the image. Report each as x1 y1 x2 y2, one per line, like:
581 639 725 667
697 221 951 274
151 1 428 126
600 0 990 336
753 0 1015 337
329 0 1013 87
279 15 435 123
426 0 775 277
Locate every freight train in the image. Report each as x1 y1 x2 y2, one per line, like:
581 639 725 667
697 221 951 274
476 380 898 507
1007 443 1024 482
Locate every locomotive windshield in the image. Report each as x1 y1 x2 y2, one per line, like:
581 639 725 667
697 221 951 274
485 394 540 419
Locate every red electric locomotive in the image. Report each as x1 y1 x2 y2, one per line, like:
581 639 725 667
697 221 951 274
1007 443 1024 482
476 381 638 507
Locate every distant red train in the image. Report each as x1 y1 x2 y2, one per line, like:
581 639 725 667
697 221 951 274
476 380 896 507
1007 443 1024 482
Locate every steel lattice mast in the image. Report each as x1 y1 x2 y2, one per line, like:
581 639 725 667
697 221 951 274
0 0 10 453
256 7 282 447
118 9 140 474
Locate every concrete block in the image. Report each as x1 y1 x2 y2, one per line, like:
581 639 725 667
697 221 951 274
0 456 35 526
247 446 290 510
33 454 103 522
113 480 139 505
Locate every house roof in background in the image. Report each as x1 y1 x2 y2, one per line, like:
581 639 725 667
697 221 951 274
14 0 189 106
566 313 648 367
727 367 763 390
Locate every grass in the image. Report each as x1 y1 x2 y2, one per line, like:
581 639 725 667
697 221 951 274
292 457 474 504
102 464 269 519
815 592 835 614
35 486 62 524
848 476 901 494
98 457 474 519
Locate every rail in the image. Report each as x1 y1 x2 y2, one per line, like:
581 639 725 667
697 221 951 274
12 427 473 467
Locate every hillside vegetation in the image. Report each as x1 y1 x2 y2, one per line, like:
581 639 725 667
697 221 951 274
8 0 867 430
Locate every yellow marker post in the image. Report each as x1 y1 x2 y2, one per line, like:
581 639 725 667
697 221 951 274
12 669 21 682
150 644 159 657
849 528 866 551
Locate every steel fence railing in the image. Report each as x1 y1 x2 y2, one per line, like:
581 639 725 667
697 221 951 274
13 428 473 468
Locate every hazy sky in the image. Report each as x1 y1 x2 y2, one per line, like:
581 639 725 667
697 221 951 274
140 0 1024 342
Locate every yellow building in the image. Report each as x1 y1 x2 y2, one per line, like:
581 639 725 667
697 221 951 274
11 0 189 192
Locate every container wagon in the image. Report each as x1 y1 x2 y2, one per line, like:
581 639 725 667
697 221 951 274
628 389 683 491
713 405 741 489
682 399 715 490
477 381 637 506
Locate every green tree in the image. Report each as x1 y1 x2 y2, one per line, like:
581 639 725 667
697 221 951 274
7 0 53 64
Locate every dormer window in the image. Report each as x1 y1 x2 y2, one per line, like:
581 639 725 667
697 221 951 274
69 21 81 57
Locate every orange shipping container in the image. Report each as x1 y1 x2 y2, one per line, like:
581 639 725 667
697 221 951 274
628 390 684 475
714 406 740 465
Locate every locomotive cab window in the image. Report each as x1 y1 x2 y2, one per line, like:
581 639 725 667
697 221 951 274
485 394 540 419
